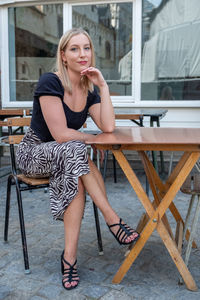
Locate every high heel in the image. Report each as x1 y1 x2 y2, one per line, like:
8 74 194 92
107 218 140 245
61 250 79 290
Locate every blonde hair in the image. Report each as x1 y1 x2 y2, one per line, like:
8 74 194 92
56 28 95 93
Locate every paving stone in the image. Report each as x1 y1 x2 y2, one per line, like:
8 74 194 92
29 296 47 300
47 272 61 286
56 292 87 300
79 268 108 284
38 284 63 299
1 290 32 300
1 170 200 299
0 285 13 300
100 289 135 300
15 276 42 294
81 285 109 298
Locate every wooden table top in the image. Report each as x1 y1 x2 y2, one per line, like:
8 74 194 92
85 127 200 151
0 109 31 120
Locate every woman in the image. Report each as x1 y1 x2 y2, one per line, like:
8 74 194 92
16 28 140 290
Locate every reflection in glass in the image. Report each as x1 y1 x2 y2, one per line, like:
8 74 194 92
141 0 200 100
72 3 132 96
8 5 63 101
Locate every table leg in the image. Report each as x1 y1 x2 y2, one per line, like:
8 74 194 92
150 118 159 173
140 151 198 248
156 118 165 173
111 149 199 291
139 151 174 240
150 117 165 174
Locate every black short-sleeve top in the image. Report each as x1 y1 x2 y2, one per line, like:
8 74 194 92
31 72 101 142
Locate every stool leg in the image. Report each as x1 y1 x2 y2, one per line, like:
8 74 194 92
179 194 196 284
168 152 174 177
16 184 30 273
152 150 158 173
112 154 117 183
195 161 200 173
183 194 195 239
185 195 200 266
92 203 103 255
103 150 108 181
96 149 100 170
160 150 165 174
90 146 103 255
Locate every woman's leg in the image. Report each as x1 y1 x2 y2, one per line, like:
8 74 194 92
62 178 85 289
81 158 139 243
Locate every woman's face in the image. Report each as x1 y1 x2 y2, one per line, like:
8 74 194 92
62 33 92 74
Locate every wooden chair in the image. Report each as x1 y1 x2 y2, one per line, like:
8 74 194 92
181 173 200 268
3 117 103 274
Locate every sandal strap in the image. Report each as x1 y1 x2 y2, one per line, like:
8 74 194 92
108 218 123 229
63 269 78 276
62 266 79 283
61 251 79 290
107 218 139 245
61 251 78 280
116 224 133 243
63 274 78 280
62 254 77 269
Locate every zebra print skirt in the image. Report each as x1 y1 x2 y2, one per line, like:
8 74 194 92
16 128 90 219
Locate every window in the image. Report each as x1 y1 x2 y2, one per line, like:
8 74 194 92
105 41 111 59
22 63 26 74
8 4 63 102
141 0 200 101
72 2 133 96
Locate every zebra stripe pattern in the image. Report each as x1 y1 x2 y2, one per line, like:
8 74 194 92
16 128 90 219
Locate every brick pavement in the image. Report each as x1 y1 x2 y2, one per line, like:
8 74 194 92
0 166 200 300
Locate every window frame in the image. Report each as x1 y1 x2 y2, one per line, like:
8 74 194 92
0 0 200 108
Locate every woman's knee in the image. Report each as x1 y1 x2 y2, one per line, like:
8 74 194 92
88 157 99 174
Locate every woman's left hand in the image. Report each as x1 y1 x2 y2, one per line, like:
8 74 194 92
80 67 107 88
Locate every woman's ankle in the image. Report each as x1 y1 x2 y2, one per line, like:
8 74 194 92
103 211 119 225
63 250 77 264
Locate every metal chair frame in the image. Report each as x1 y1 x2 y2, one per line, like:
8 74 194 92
3 117 103 274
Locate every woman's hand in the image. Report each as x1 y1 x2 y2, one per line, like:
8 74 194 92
81 67 106 88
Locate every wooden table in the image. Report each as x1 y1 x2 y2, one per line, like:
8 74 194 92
114 108 167 126
0 109 31 121
85 126 200 291
114 108 168 172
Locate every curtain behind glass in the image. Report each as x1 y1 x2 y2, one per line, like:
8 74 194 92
141 0 200 101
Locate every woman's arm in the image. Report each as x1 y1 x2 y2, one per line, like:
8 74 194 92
39 96 94 143
81 67 115 133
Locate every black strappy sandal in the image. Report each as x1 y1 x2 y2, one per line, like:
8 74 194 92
107 218 140 245
61 251 79 290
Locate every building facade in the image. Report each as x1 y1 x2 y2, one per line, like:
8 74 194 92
0 0 200 127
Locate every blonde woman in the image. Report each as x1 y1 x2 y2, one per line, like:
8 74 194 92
17 28 140 290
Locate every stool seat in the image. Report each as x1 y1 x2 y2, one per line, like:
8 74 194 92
181 174 200 195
